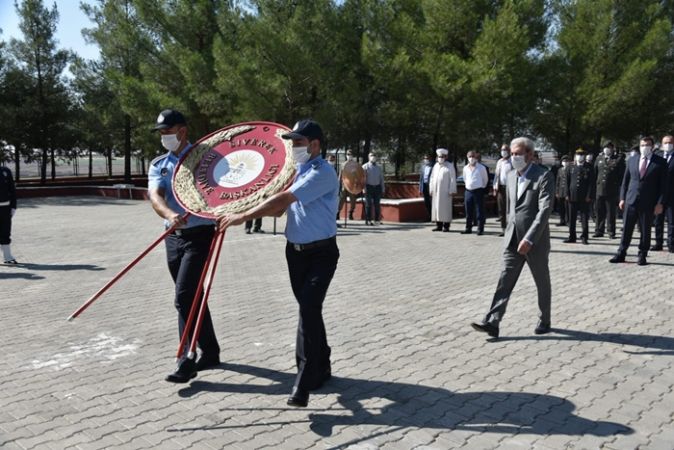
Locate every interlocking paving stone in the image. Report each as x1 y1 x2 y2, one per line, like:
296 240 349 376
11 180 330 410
1 196 673 449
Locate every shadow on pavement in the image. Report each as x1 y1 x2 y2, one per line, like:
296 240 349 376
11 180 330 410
498 328 674 355
13 263 105 271
0 272 45 280
172 363 633 444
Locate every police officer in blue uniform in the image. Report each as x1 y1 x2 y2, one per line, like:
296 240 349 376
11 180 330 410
148 109 221 383
216 119 339 407
0 166 18 264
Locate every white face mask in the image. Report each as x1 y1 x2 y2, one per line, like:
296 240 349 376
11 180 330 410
347 155 354 161
161 134 181 152
437 157 445 163
501 150 509 158
292 146 311 164
468 157 477 165
603 147 613 157
662 143 673 153
328 161 335 166
586 155 593 162
562 161 569 168
511 155 527 171
640 145 652 158
369 156 377 163
575 155 585 164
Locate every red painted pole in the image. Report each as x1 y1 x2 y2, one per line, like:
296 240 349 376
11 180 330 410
186 230 225 360
67 213 191 321
175 231 220 361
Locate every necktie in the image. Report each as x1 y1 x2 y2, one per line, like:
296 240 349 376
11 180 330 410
639 157 647 178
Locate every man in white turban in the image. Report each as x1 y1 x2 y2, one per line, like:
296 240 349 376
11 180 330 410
429 148 457 231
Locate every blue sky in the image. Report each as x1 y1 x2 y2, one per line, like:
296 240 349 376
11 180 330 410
0 0 100 61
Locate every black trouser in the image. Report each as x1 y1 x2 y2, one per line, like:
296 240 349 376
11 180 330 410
568 201 589 240
286 238 339 390
464 188 485 232
245 218 262 230
0 205 11 245
595 195 618 235
496 186 507 229
165 226 220 357
422 184 432 221
654 204 674 249
365 184 382 221
618 204 654 257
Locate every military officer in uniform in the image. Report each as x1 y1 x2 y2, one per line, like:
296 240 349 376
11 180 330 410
148 109 221 383
564 149 595 245
593 141 625 239
555 155 570 227
0 165 18 264
216 119 339 408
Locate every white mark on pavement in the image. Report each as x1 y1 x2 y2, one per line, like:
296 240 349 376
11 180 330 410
30 333 140 371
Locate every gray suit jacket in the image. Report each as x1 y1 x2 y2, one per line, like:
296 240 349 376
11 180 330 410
504 163 554 255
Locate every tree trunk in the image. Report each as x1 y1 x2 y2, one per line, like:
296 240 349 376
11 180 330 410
124 114 131 182
13 146 20 181
40 148 48 185
50 148 55 180
88 149 93 178
107 149 113 177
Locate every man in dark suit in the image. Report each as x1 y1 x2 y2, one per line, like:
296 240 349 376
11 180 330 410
593 141 625 239
564 148 594 245
419 153 434 221
610 136 668 265
652 135 674 252
471 137 554 338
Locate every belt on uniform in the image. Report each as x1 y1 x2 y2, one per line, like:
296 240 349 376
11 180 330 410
170 225 214 237
289 236 336 252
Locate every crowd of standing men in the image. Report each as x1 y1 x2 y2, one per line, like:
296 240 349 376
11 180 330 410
417 135 673 267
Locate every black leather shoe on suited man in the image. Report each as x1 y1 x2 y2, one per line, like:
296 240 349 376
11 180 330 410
471 321 499 338
165 356 197 383
637 254 648 266
534 321 551 334
287 387 309 407
609 253 625 263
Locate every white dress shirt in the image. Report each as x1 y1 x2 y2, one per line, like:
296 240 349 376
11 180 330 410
463 163 488 190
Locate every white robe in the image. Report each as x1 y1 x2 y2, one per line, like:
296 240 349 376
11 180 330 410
429 162 457 222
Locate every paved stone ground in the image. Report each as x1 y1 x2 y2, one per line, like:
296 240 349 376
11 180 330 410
1 196 673 450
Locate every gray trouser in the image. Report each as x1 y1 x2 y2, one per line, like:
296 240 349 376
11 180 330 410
485 238 551 325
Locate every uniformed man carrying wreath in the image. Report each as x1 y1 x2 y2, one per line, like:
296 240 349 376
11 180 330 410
216 119 339 408
148 109 221 383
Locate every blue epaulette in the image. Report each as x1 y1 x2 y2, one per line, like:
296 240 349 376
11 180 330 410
150 153 170 167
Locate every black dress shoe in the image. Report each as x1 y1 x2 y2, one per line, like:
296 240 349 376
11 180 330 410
637 256 648 266
581 238 589 245
432 227 442 232
461 229 472 235
471 321 499 338
476 230 484 236
253 228 264 233
650 245 663 251
609 234 616 239
195 353 220 371
609 254 625 263
563 238 576 243
442 228 450 232
534 321 551 334
165 357 197 383
498 231 505 237
287 387 309 407
592 233 604 238
245 228 252 234
555 222 567 227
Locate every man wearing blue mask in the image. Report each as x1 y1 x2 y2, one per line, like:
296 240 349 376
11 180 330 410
216 119 339 408
149 109 221 383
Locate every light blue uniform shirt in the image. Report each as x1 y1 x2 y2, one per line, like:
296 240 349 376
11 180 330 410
286 156 339 244
147 144 214 229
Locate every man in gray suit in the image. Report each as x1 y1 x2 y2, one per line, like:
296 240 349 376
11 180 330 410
471 137 554 339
